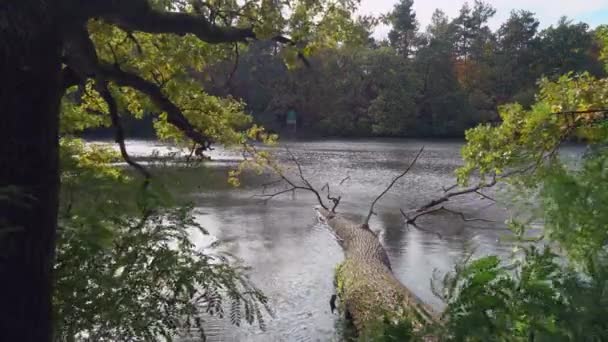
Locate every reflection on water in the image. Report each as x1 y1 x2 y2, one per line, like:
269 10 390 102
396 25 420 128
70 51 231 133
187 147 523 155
117 139 515 341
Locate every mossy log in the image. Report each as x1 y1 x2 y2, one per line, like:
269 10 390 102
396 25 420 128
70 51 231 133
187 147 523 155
317 208 439 335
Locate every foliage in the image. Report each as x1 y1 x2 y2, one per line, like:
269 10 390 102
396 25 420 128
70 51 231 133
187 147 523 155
359 315 413 342
538 17 604 77
433 19 608 342
53 1 378 335
540 148 608 262
199 1 604 139
438 243 608 341
44 1 608 340
54 138 272 341
386 0 419 57
458 72 608 185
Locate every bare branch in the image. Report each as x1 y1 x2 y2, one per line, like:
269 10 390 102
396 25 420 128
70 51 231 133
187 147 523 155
255 188 298 204
442 183 458 193
321 183 342 213
400 206 496 238
224 42 240 90
261 179 283 194
285 147 313 189
249 145 329 210
475 190 496 202
339 176 351 186
400 209 443 239
364 147 424 226
410 156 550 217
415 176 498 214
438 207 496 223
185 142 197 163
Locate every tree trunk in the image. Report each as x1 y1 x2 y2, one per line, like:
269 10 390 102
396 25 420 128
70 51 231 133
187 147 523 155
0 3 63 341
317 209 439 335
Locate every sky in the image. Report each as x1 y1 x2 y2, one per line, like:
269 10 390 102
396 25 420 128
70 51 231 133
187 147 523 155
358 0 608 38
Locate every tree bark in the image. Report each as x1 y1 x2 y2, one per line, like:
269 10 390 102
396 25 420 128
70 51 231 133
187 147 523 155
0 3 63 341
317 209 438 335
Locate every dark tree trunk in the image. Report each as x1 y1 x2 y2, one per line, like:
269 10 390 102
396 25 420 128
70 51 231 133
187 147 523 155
0 3 63 341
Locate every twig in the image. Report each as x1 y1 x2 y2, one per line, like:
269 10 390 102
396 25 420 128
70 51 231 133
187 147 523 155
415 155 550 216
552 108 608 116
402 206 496 226
415 175 497 214
400 209 443 239
285 147 313 189
224 42 240 89
321 183 342 212
255 188 297 204
186 142 197 163
439 207 496 223
249 145 329 210
442 183 458 192
261 179 283 194
364 147 425 226
475 190 496 202
401 206 497 239
401 207 441 226
339 176 351 186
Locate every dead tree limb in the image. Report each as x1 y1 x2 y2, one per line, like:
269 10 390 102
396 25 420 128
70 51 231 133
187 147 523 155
250 145 438 334
248 145 330 211
406 157 546 220
399 209 443 239
339 176 351 185
401 206 496 228
364 147 424 226
321 183 342 213
415 176 498 214
475 190 496 202
440 207 496 223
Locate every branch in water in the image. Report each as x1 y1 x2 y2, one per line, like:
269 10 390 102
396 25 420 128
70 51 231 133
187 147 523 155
400 207 496 238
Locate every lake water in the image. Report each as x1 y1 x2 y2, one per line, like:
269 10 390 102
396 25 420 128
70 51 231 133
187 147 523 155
118 139 516 342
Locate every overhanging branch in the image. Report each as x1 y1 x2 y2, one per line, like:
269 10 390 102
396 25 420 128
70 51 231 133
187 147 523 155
97 81 152 184
98 64 212 146
86 0 256 44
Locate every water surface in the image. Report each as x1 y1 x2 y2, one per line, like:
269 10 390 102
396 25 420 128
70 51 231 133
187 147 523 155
121 139 514 341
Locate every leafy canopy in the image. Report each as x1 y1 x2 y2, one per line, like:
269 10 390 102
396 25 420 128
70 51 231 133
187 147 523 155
437 25 608 341
54 0 373 340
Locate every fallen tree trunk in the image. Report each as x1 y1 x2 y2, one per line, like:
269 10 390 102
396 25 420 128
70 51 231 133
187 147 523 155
316 208 439 336
250 146 439 336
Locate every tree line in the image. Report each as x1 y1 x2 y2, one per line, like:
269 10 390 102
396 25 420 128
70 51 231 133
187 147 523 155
203 0 605 138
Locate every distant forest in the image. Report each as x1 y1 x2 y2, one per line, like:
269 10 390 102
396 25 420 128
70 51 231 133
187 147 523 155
105 1 606 139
